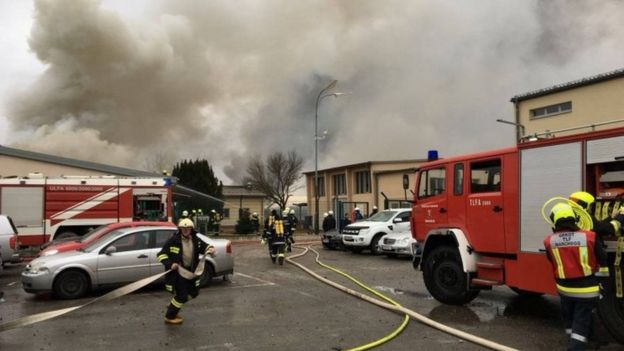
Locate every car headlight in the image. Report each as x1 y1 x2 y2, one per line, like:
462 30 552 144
26 264 49 274
359 228 370 235
42 249 59 256
400 238 411 245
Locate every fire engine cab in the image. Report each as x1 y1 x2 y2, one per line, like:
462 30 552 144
411 126 624 343
0 174 174 247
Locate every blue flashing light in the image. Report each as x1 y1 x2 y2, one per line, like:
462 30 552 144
427 150 439 161
163 177 173 187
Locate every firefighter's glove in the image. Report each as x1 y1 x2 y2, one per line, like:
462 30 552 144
261 238 266 245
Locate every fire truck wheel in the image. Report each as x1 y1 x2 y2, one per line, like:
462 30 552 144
597 279 624 344
53 269 89 299
370 234 384 255
423 246 479 305
55 231 79 240
199 264 215 288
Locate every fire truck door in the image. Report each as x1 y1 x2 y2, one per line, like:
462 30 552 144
466 159 505 252
414 167 448 234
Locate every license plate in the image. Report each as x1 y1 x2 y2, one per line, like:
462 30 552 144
322 239 329 243
381 245 392 251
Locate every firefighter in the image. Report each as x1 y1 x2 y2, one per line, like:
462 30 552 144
264 209 287 264
282 208 295 253
211 209 222 235
322 211 336 233
250 212 260 234
157 218 215 325
370 205 379 217
569 191 622 241
543 203 610 350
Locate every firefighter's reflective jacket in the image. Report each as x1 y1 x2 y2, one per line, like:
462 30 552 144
157 230 211 291
544 229 608 298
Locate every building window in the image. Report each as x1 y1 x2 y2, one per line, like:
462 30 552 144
530 101 572 119
223 208 230 218
470 159 501 193
315 176 326 197
333 174 346 195
418 168 446 198
355 171 371 194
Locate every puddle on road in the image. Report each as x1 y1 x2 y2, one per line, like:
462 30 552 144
373 285 559 324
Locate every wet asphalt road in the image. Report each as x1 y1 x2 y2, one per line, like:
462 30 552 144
0 235 621 350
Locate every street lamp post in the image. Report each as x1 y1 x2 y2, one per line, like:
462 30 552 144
314 80 340 234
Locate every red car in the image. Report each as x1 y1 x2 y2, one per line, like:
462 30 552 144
38 221 176 257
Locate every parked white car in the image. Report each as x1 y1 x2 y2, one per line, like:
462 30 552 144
341 209 412 254
0 215 20 266
379 231 417 258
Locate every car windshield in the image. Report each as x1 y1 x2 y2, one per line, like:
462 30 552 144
83 229 127 252
367 211 398 222
79 225 108 243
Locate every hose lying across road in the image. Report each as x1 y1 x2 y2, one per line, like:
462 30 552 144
287 244 518 351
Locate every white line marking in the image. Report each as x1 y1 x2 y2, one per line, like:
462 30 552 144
234 272 276 286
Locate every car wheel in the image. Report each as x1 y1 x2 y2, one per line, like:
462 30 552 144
423 246 479 305
53 269 89 299
370 234 384 255
55 231 79 240
199 263 215 288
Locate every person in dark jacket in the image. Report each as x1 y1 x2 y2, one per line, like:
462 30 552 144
158 218 214 325
544 203 612 350
323 211 337 232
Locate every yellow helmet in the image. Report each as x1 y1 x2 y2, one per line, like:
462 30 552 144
550 203 576 226
569 191 595 210
178 218 194 228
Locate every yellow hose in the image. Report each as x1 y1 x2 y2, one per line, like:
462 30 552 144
287 245 518 351
310 247 409 350
541 196 593 230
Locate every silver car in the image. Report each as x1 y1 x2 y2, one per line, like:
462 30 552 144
0 215 20 266
22 226 234 299
379 231 417 258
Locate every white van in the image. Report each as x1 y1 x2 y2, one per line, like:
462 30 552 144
0 215 20 266
341 209 412 254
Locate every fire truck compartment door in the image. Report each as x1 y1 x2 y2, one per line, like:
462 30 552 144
586 135 624 164
520 142 582 252
0 187 44 230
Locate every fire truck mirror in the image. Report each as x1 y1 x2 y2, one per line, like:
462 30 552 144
403 174 409 190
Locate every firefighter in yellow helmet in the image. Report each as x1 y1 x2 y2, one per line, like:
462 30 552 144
157 218 214 324
569 191 623 239
544 203 609 350
264 209 287 264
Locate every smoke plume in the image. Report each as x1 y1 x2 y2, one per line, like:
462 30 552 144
7 0 624 182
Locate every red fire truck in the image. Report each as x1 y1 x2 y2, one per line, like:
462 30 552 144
0 174 174 247
411 126 624 342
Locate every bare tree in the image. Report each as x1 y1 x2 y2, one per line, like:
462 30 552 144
245 150 304 210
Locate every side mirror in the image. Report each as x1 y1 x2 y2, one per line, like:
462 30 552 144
104 246 117 255
393 218 403 223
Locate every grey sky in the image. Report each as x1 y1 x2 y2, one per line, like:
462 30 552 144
1 0 623 183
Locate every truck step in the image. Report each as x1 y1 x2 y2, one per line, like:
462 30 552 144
471 278 503 286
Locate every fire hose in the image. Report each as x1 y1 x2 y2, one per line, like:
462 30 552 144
287 245 518 351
